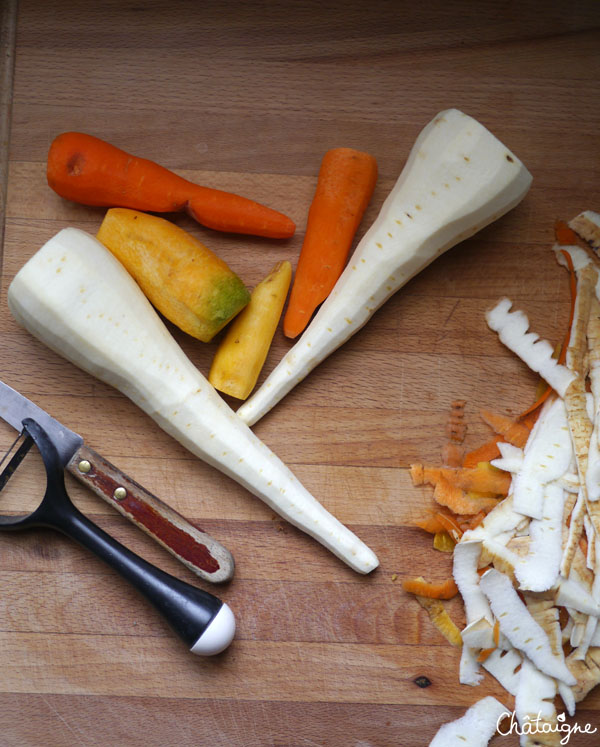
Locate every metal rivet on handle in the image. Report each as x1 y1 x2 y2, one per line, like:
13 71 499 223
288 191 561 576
113 487 127 501
78 460 92 474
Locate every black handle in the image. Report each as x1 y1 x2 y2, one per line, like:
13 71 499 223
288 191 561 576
23 419 230 653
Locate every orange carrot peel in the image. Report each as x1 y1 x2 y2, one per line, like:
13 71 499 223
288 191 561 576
402 576 459 600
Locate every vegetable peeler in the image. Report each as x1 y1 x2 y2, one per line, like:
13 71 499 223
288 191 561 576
0 378 234 583
0 418 235 656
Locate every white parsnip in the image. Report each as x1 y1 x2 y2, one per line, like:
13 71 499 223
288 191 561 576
7 228 379 574
238 108 532 425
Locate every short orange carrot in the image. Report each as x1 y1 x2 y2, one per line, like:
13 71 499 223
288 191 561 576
47 132 296 239
554 219 582 247
493 619 500 646
477 647 495 663
283 147 377 338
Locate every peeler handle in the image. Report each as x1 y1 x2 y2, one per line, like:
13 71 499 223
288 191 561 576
67 445 234 584
24 419 235 656
58 503 236 656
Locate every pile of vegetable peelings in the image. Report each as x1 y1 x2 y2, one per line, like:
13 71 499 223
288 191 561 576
406 214 600 745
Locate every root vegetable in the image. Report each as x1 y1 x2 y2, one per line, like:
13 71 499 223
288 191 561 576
237 109 532 426
7 228 378 574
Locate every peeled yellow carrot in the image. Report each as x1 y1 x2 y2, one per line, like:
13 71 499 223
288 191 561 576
433 531 456 552
97 208 250 342
414 596 463 647
209 260 292 399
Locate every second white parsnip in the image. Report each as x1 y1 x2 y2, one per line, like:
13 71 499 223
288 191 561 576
237 109 532 426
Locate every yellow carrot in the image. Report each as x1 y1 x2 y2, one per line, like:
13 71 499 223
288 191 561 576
96 208 250 342
209 261 292 399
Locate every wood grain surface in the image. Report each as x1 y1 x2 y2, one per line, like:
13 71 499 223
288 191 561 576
1 1 600 745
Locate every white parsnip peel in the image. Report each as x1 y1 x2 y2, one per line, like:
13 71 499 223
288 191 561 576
412 213 600 743
485 300 576 398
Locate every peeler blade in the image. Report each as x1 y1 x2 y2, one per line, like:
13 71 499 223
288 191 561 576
0 379 235 582
0 380 83 467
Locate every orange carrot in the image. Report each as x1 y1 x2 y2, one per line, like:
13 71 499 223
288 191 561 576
493 619 500 646
477 647 495 663
402 576 459 600
414 514 448 534
435 512 464 541
518 386 553 421
463 510 487 531
283 147 377 338
47 132 296 239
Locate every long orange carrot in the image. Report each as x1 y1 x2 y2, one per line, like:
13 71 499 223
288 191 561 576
283 147 377 338
47 132 296 239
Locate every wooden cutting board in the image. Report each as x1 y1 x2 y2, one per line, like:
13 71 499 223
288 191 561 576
1 1 599 744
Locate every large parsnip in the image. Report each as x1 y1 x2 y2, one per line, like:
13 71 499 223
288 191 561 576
237 109 532 426
7 228 378 574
